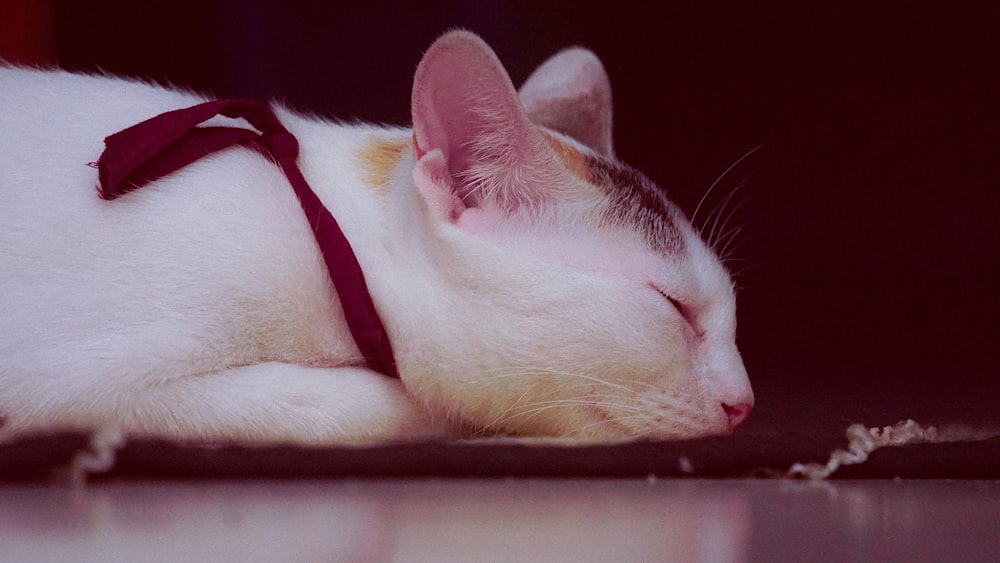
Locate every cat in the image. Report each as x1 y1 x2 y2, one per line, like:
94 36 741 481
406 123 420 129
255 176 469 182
0 31 753 445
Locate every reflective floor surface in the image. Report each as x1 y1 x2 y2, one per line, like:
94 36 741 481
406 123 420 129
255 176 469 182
2 479 998 562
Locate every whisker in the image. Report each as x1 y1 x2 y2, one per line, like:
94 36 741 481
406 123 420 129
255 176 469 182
729 262 758 278
702 185 737 248
479 366 641 397
705 184 744 250
568 417 630 437
690 144 764 227
723 259 757 286
467 369 702 439
712 192 751 251
568 410 699 439
480 388 533 436
512 399 646 418
488 398 646 431
715 225 743 260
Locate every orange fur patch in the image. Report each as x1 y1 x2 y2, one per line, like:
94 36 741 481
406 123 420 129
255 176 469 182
362 134 595 196
360 138 410 190
541 131 592 182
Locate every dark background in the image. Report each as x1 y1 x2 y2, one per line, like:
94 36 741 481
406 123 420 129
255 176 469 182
4 1 997 435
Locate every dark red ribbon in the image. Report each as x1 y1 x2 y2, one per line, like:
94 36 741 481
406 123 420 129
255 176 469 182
96 99 398 378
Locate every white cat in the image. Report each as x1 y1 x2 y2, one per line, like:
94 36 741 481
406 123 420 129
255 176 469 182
0 31 753 445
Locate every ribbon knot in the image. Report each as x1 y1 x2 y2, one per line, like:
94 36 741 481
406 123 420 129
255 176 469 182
96 99 398 378
262 131 300 159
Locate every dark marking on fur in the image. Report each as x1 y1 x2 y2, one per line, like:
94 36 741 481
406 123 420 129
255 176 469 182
586 156 685 255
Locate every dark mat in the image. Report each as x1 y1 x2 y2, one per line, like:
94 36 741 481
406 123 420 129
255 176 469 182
2 430 997 482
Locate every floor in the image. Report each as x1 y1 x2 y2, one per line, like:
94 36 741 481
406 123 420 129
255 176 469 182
3 479 998 562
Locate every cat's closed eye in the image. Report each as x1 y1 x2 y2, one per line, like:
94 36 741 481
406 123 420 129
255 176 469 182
650 283 703 337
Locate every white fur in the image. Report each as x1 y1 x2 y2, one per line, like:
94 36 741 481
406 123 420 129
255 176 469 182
0 32 752 445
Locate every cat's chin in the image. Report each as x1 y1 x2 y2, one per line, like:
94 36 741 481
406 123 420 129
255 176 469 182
456 423 737 445
459 409 738 443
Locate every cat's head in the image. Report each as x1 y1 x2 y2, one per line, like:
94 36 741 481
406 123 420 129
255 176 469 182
391 31 752 441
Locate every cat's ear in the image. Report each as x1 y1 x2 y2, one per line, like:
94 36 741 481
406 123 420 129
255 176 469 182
411 31 572 223
519 47 614 158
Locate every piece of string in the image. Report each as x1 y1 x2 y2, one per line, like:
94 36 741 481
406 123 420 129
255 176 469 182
787 419 1000 480
96 99 398 378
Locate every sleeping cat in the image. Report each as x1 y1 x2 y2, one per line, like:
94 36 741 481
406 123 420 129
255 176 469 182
0 31 753 445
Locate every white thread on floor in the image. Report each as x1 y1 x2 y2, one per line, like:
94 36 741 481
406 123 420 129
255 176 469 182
59 426 125 486
787 419 999 480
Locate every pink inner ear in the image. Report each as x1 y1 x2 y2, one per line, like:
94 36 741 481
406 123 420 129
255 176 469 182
412 32 521 176
411 31 570 210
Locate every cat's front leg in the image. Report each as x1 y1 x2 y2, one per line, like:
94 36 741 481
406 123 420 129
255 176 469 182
125 363 450 445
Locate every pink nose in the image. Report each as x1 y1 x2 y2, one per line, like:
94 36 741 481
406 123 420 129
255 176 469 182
722 402 752 428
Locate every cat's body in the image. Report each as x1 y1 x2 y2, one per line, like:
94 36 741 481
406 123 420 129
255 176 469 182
0 32 752 445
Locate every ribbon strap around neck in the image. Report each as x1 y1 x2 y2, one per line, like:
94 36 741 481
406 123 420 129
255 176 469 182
97 99 399 378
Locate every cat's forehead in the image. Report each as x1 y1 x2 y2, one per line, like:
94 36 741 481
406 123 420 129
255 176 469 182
541 131 686 256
